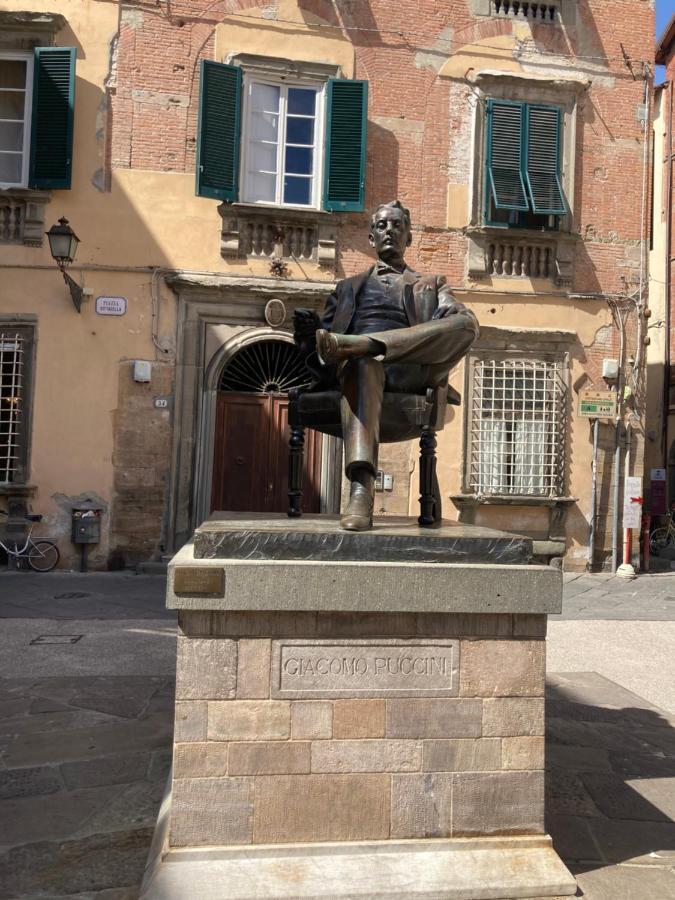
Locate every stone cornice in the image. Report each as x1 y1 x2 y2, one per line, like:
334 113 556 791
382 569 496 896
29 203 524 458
0 12 66 32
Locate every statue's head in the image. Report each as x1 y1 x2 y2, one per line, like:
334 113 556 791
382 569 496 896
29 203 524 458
369 200 412 264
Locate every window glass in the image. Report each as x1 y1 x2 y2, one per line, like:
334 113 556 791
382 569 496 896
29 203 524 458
283 176 311 206
0 56 28 187
244 80 319 207
288 88 316 116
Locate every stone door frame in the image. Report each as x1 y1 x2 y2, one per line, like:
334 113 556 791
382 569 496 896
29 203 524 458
165 273 338 553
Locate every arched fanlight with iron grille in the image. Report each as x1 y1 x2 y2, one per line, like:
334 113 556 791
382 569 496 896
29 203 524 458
219 340 313 395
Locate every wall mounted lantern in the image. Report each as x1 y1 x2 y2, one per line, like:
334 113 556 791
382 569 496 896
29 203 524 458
46 217 84 312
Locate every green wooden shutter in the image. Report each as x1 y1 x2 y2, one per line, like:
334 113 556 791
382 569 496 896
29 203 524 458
323 79 368 212
196 60 242 201
525 104 566 215
485 99 529 212
29 47 76 190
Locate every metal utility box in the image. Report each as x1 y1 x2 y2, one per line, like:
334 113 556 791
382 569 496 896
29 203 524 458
71 505 103 544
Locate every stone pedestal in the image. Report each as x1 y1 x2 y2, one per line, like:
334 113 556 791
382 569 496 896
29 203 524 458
141 515 576 899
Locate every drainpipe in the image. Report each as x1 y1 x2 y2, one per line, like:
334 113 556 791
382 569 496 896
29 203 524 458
664 81 674 500
589 417 599 570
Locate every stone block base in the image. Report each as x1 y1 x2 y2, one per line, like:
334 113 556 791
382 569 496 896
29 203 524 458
141 832 576 899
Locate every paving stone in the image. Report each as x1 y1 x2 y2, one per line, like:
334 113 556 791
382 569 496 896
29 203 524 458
0 697 31 718
2 713 174 766
60 752 151 789
311 739 421 773
0 828 153 895
422 738 501 772
545 768 601 817
37 676 167 720
459 639 545 698
0 708 122 737
574 862 675 899
174 701 207 742
173 742 229 778
74 780 166 835
452 771 545 835
290 701 333 739
333 699 385 738
235 639 271 699
386 699 483 739
584 816 675 865
175 637 237 700
171 777 254 846
147 747 172 782
581 772 671 822
390 772 453 838
0 764 63 799
545 813 602 865
546 744 612 772
483 698 545 737
208 700 290 741
0 785 122 845
253 773 389 843
609 750 675 779
502 736 545 770
229 740 310 775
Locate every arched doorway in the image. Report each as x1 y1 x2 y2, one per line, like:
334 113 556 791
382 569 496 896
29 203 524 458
210 338 323 514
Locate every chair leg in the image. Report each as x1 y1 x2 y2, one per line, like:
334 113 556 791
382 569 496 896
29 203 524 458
288 424 305 518
419 427 442 528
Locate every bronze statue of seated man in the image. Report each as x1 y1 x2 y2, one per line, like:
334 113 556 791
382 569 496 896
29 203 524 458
294 200 479 532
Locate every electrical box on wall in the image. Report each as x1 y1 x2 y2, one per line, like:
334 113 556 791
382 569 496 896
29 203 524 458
133 360 152 383
602 359 619 381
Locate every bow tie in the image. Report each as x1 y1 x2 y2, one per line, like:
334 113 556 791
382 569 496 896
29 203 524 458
376 263 405 277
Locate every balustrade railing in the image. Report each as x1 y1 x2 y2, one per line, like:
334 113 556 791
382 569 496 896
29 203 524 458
490 0 560 21
0 200 24 243
487 239 555 278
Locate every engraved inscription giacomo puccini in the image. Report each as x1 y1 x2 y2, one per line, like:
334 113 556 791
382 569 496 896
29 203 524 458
272 640 460 699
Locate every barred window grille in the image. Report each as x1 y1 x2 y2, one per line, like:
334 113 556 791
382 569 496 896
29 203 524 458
0 332 25 482
469 357 566 497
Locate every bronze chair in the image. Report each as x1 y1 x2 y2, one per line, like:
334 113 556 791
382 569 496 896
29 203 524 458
287 384 460 527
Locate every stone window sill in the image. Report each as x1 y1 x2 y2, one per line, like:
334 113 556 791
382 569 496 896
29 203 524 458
0 188 51 247
219 202 338 268
466 225 576 288
451 493 577 509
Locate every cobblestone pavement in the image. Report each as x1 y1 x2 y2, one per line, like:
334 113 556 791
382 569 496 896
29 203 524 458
0 570 674 899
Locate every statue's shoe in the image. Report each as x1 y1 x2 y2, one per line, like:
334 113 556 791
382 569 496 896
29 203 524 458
316 330 377 365
340 482 374 532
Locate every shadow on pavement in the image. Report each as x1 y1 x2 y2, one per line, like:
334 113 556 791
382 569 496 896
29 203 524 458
546 672 675 897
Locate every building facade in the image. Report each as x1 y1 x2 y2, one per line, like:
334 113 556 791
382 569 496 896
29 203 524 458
0 0 654 570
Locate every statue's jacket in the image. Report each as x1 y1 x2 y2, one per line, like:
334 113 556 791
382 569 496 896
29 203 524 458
320 267 464 334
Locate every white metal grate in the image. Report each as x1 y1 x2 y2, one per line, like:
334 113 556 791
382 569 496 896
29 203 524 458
0 332 24 482
469 357 566 497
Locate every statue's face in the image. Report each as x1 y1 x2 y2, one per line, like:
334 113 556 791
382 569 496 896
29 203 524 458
369 207 411 263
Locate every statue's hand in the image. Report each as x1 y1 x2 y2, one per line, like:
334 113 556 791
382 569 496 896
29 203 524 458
293 308 320 339
433 301 465 319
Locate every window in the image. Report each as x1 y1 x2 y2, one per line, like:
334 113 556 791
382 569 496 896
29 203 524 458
468 356 567 497
0 47 75 191
196 60 368 212
242 81 322 208
485 98 566 229
0 53 32 188
0 326 34 484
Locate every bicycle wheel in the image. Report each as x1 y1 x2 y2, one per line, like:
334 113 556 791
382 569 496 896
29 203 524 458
27 540 60 572
650 527 674 556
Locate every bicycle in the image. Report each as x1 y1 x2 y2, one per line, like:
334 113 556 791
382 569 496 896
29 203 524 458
650 506 675 556
0 510 60 572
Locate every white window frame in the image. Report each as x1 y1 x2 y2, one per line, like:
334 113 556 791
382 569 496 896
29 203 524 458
0 51 33 190
239 74 325 211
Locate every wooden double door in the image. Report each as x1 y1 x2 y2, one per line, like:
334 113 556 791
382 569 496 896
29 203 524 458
211 392 322 514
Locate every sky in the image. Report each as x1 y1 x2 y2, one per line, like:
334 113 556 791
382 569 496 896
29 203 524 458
657 0 675 81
